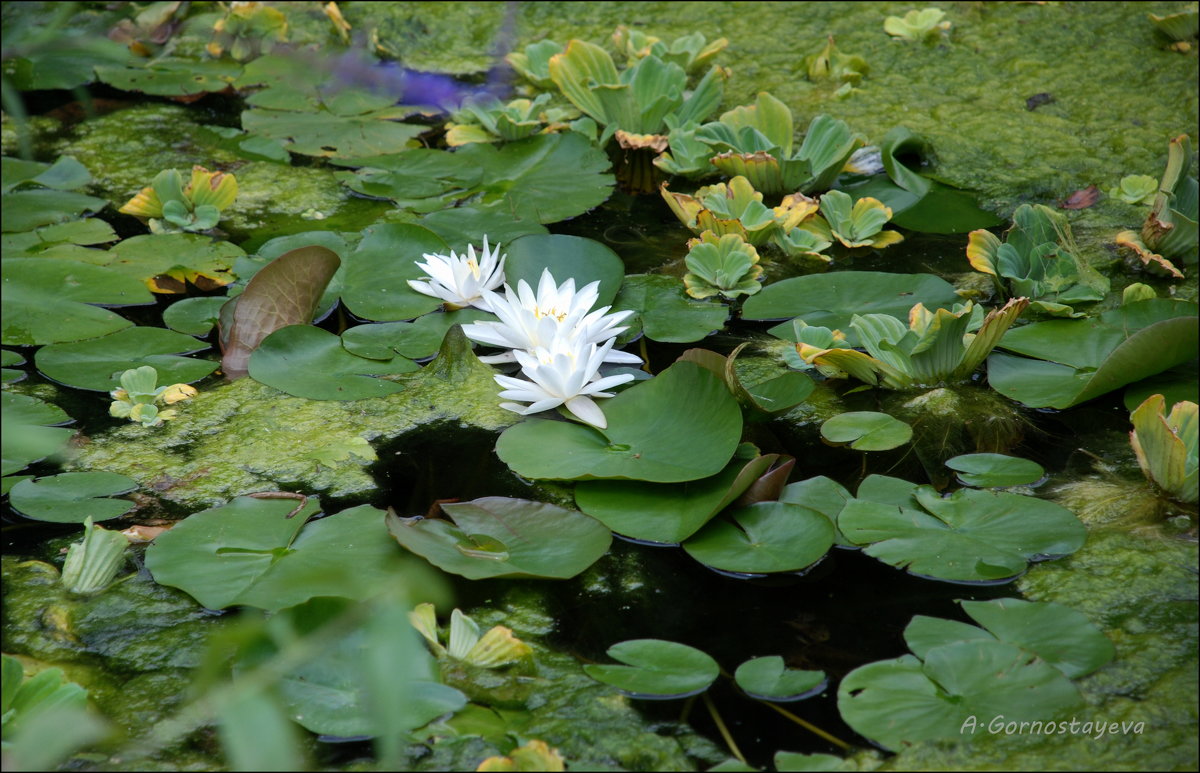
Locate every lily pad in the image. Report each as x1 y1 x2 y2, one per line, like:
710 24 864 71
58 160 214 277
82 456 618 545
2 349 26 384
249 325 417 400
820 411 912 451
342 310 494 361
1 258 154 345
99 233 245 293
96 59 242 96
496 360 743 482
583 639 719 699
145 498 404 611
220 245 342 378
945 454 1045 487
682 502 835 574
1 189 109 232
612 275 729 343
8 471 137 523
574 453 789 544
339 223 448 322
905 598 1114 680
2 219 119 258
386 497 612 580
2 156 91 192
778 476 853 546
838 483 1086 583
989 299 1199 408
838 640 1082 751
0 392 74 476
163 297 228 336
417 204 549 250
241 102 427 159
743 272 960 346
35 327 216 391
503 234 625 309
773 752 849 772
733 656 826 701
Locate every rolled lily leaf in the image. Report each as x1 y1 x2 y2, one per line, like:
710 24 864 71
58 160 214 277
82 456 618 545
612 25 728 74
803 36 868 85
220 245 341 379
683 232 763 299
1129 394 1198 504
966 204 1109 316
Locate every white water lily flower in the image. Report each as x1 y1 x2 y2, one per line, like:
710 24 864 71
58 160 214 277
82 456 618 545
495 338 636 428
407 235 506 311
463 268 642 366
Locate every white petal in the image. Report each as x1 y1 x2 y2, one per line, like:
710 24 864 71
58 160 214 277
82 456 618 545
565 395 607 428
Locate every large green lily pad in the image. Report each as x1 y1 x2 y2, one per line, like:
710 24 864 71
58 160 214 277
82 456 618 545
496 361 743 482
682 502 835 575
8 471 137 523
97 233 245 293
838 640 1082 751
146 498 404 611
743 272 960 346
839 481 1085 583
583 639 719 700
1 258 154 345
386 497 611 580
503 234 626 309
338 223 448 322
989 299 1199 408
574 454 787 544
248 325 418 401
0 392 74 476
612 275 729 343
34 327 216 391
342 310 493 361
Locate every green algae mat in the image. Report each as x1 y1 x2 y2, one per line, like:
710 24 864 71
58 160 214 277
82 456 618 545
2 2 1198 771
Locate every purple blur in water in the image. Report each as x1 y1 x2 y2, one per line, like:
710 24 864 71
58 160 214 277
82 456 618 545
326 50 508 111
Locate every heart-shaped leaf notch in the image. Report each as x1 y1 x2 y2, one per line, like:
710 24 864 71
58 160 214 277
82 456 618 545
583 639 719 700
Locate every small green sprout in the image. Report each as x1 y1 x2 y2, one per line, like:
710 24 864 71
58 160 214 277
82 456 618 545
409 603 532 668
804 36 869 85
818 189 903 249
207 1 288 60
884 8 953 43
109 366 197 427
119 166 237 234
1129 394 1198 504
683 231 763 300
1110 174 1159 205
796 298 1028 390
612 25 728 73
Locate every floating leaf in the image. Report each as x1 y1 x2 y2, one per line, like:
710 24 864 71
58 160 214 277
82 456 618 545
96 58 241 96
1 258 154 346
682 502 834 574
496 361 742 482
338 223 447 322
1 189 109 233
0 392 73 476
2 349 26 384
612 274 729 343
241 101 426 159
583 639 719 699
8 471 137 523
98 233 244 293
2 219 118 258
146 498 404 611
249 325 417 400
905 599 1114 680
743 272 960 347
35 327 216 391
773 752 848 772
387 497 611 580
503 234 625 309
220 245 341 378
163 297 228 336
574 453 788 544
820 412 912 451
342 310 493 361
989 299 1199 408
839 482 1085 583
778 476 853 546
733 656 826 701
838 640 1082 751
945 454 1045 488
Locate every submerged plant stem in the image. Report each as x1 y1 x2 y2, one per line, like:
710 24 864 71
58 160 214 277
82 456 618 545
758 699 852 751
702 691 746 764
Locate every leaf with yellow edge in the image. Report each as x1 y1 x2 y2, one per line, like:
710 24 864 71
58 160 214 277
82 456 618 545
1130 394 1198 503
187 166 238 210
100 233 245 293
477 740 566 772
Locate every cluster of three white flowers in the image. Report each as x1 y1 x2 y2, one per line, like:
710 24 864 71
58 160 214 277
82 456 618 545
407 237 642 429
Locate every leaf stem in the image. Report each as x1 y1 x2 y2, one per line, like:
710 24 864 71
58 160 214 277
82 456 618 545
756 699 852 750
701 691 746 765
